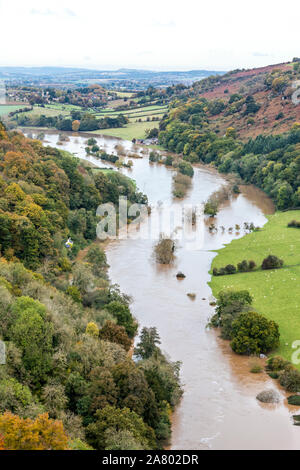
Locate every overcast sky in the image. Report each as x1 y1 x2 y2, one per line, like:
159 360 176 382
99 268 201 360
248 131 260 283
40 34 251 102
0 0 299 71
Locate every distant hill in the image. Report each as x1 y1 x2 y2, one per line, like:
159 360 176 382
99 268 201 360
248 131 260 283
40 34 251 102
0 66 225 89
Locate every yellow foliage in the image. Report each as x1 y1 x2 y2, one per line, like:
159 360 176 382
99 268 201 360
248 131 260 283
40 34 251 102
19 201 44 224
5 183 26 202
72 120 80 132
85 321 99 337
226 127 236 138
0 412 69 450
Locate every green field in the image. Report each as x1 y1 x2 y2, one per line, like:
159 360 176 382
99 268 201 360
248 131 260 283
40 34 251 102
14 102 166 125
12 103 82 121
10 100 163 140
0 105 26 116
24 103 81 118
95 104 168 119
113 91 135 98
210 210 300 366
92 121 159 140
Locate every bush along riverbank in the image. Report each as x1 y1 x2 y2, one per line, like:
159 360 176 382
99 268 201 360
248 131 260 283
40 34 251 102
209 210 300 367
208 285 300 413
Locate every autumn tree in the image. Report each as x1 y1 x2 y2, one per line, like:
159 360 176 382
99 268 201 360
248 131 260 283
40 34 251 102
72 120 80 132
0 412 69 450
99 320 131 351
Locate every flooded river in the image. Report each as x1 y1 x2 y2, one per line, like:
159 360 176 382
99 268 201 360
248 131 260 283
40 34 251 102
29 130 300 450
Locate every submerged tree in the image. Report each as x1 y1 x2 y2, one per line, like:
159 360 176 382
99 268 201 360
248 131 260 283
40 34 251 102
154 235 175 264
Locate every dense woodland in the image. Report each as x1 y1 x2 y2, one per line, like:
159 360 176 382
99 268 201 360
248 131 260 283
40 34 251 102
0 123 182 450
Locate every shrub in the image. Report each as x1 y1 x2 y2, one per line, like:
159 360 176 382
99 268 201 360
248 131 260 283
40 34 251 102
85 322 99 337
213 289 253 340
230 311 280 355
268 372 279 379
149 151 159 163
105 301 137 338
220 313 242 340
172 184 185 198
248 260 256 270
293 415 300 426
266 355 290 372
99 321 131 352
204 186 231 217
204 201 218 217
66 285 82 303
287 395 300 406
232 184 240 194
250 364 263 373
164 156 173 166
279 368 300 392
178 161 194 177
214 260 257 276
237 260 249 272
288 220 300 228
218 267 226 276
172 172 191 198
261 255 283 270
224 264 236 274
154 236 175 264
216 290 253 317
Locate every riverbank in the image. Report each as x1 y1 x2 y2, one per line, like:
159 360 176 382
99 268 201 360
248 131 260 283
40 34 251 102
210 210 300 367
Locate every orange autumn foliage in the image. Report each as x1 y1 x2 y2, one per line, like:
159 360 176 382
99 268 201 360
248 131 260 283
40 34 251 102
0 412 69 450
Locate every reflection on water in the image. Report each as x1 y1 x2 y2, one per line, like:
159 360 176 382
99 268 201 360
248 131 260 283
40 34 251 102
31 130 299 450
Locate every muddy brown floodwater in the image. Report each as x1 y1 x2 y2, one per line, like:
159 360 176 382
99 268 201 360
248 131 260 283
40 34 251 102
32 130 300 450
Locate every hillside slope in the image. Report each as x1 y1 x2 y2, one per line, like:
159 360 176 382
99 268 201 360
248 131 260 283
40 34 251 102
175 59 300 139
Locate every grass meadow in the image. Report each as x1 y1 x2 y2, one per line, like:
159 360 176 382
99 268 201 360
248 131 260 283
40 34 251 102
0 105 26 116
92 120 159 140
210 210 300 366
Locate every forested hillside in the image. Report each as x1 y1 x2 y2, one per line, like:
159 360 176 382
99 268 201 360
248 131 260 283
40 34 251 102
0 123 182 450
0 122 148 269
165 59 300 139
158 62 300 210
